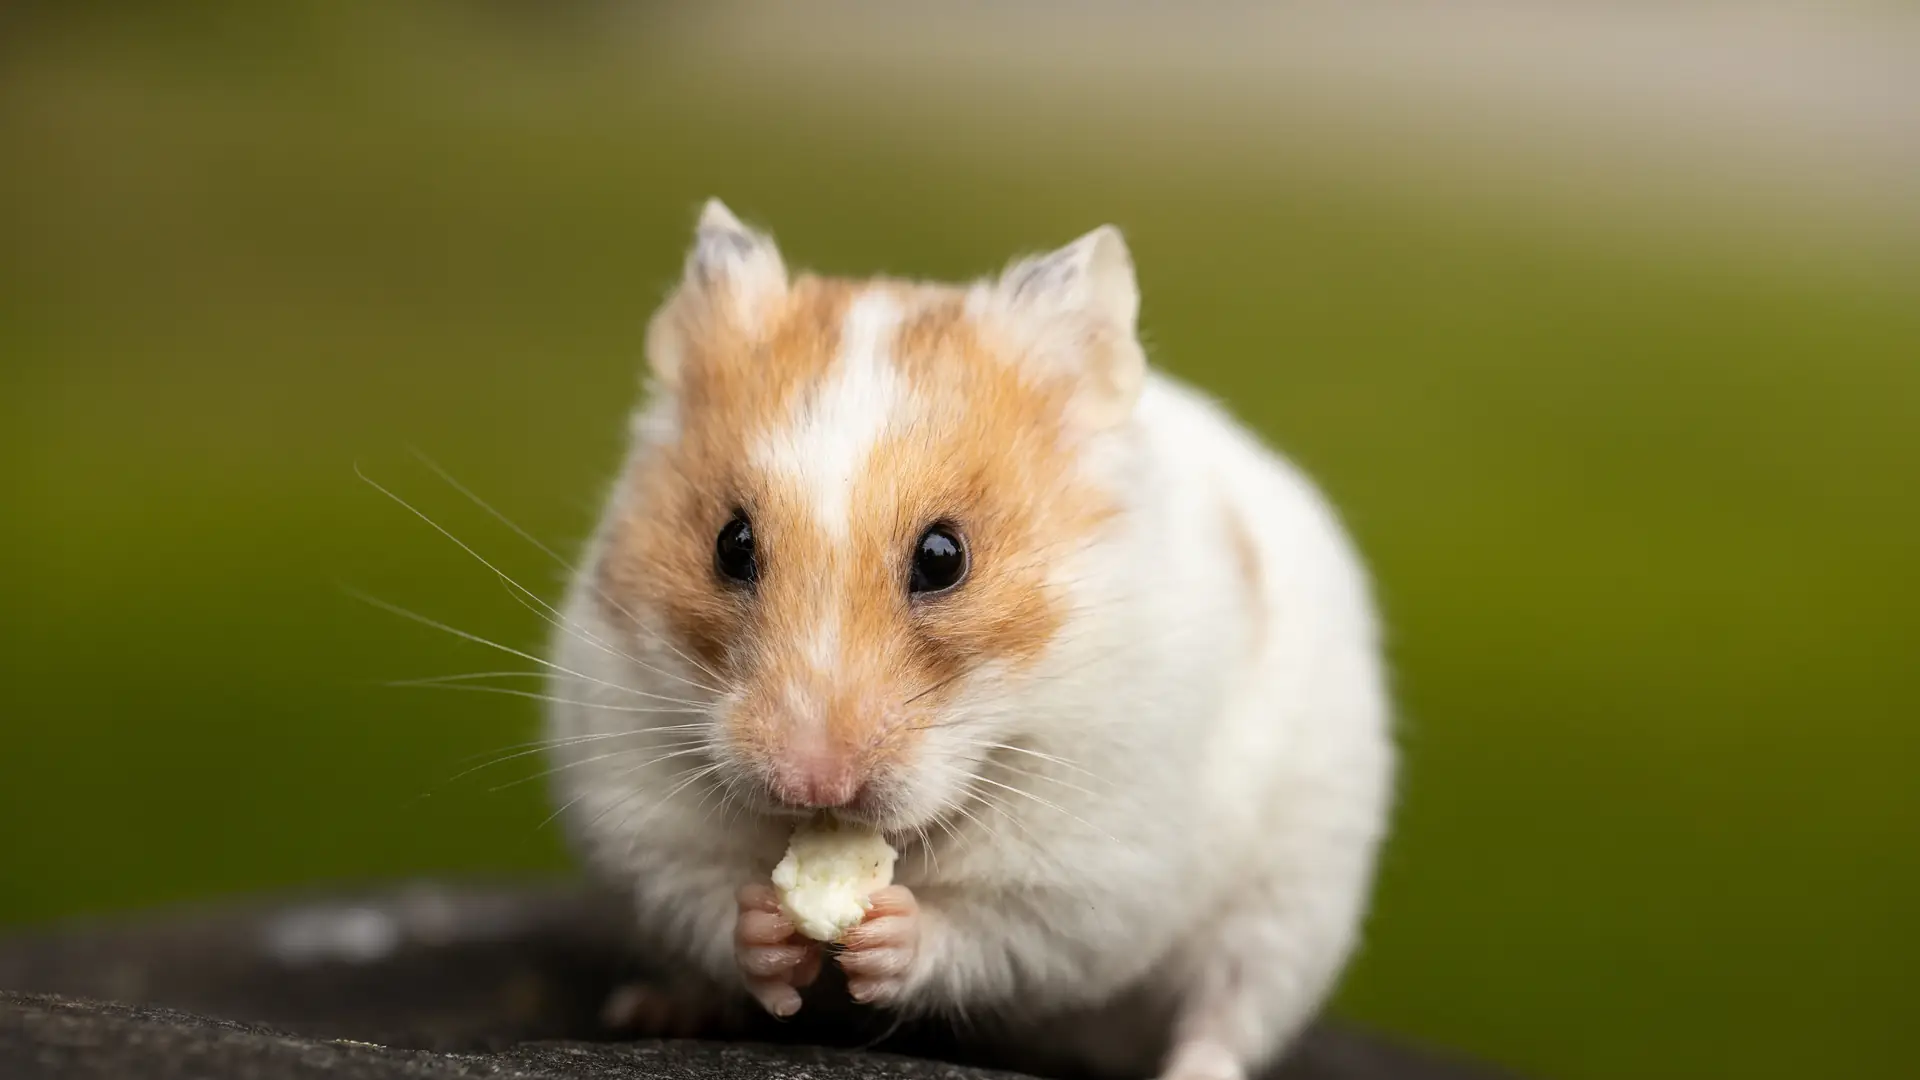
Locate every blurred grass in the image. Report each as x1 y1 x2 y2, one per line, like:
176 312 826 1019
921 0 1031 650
1 6 1916 1080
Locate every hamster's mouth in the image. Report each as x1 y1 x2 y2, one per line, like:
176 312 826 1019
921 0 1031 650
748 786 893 831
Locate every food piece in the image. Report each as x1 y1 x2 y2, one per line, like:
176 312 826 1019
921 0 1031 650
770 814 898 943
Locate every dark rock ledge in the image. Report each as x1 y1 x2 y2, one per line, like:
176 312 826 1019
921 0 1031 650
0 880 1512 1080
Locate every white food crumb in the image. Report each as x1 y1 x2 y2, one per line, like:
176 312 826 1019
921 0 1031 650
770 814 898 943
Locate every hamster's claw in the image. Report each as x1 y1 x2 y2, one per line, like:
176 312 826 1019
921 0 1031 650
735 883 821 1018
836 884 921 1007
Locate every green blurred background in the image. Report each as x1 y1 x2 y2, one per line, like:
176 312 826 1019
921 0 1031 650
2 4 1916 1079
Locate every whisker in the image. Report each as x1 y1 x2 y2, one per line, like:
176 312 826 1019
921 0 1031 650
608 761 725 835
953 739 1099 780
945 770 1101 899
929 808 966 855
407 727 698 805
937 758 1008 847
445 731 707 783
912 821 938 878
389 679 709 713
981 758 1104 800
717 775 751 832
407 448 732 691
900 715 976 733
958 785 1081 884
492 579 726 700
459 724 705 759
344 589 697 708
393 670 545 685
965 773 1118 845
903 670 968 708
538 777 606 830
946 789 1012 850
692 773 737 829
357 462 725 697
581 757 717 834
490 742 712 794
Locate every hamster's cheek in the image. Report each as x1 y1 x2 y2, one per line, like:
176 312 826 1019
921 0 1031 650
875 756 974 836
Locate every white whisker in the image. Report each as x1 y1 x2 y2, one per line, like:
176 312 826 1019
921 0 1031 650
443 722 712 763
345 589 695 708
945 791 1011 850
977 741 1095 777
493 579 728 700
913 821 942 878
357 462 725 697
600 761 724 836
491 742 712 794
982 758 1104 800
965 773 1118 845
395 670 546 685
929 809 965 855
444 731 707 783
389 679 708 713
959 784 1083 885
406 448 732 691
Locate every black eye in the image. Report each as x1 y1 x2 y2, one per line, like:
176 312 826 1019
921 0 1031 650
909 524 967 595
715 512 757 585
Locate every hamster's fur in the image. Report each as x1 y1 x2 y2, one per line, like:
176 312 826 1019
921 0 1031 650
545 201 1394 1080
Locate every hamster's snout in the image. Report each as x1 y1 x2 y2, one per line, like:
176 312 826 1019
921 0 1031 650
762 722 874 810
768 749 866 810
725 666 910 815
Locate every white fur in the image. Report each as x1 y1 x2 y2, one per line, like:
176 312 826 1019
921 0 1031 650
546 233 1394 1080
751 289 908 543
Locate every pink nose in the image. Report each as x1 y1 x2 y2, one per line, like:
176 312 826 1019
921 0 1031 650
771 753 862 809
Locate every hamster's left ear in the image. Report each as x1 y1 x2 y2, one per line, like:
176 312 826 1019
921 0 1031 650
647 198 789 389
684 198 787 300
994 225 1146 429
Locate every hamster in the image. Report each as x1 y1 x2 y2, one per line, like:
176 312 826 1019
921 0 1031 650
543 199 1395 1080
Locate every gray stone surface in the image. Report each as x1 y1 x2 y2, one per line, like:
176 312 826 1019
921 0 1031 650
1 991 1024 1080
0 880 1512 1080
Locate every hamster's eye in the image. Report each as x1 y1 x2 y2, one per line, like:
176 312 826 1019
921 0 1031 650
909 524 967 595
715 512 757 586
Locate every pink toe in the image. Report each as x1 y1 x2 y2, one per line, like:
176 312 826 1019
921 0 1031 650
837 945 910 979
846 977 900 1006
737 908 796 947
738 943 809 978
737 884 782 912
864 885 917 918
846 914 913 950
747 979 802 1018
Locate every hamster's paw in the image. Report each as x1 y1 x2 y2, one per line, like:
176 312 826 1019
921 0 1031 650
836 884 921 1007
1159 1038 1246 1080
598 979 733 1039
735 883 823 1018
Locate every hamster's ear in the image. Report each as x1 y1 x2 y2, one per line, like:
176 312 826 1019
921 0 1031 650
686 198 786 297
647 198 788 389
994 225 1146 429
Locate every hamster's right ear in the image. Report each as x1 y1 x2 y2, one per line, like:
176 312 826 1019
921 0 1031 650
993 225 1146 430
646 198 788 389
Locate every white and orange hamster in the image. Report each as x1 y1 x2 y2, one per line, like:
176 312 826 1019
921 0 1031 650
544 200 1395 1080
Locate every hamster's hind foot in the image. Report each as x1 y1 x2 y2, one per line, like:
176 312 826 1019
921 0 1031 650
1160 1038 1247 1080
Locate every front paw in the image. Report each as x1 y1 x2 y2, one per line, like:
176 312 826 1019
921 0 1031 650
735 884 823 1018
836 885 921 1007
